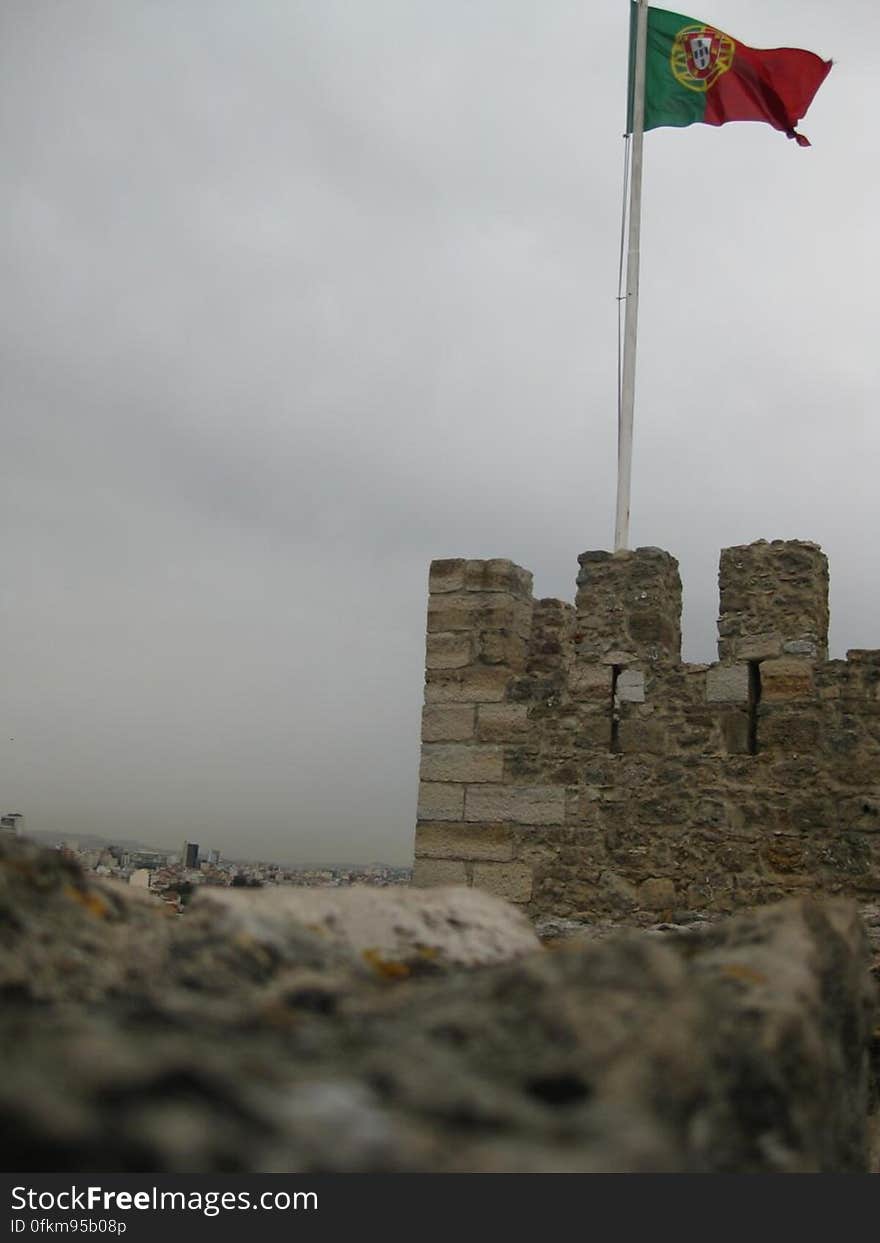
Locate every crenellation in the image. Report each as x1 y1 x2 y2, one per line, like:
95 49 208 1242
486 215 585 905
717 539 829 664
574 546 682 666
412 541 880 916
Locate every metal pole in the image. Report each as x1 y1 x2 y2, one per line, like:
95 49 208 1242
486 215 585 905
614 0 648 552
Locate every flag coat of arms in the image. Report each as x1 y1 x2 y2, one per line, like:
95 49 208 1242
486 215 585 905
628 5 832 145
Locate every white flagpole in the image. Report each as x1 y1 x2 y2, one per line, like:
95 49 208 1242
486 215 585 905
614 0 649 552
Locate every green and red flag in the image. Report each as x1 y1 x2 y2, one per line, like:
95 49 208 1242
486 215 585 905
628 5 832 146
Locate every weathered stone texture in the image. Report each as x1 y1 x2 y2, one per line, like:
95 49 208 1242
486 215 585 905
575 546 682 666
639 877 676 910
421 704 475 742
3 838 876 1173
476 703 530 742
424 666 511 703
414 543 880 921
417 782 464 822
415 822 514 862
419 744 504 784
425 631 472 669
760 657 815 701
471 861 533 903
616 669 646 703
706 663 749 703
464 785 567 826
718 539 829 664
411 858 468 887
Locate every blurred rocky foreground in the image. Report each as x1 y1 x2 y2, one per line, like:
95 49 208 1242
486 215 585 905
1 837 878 1174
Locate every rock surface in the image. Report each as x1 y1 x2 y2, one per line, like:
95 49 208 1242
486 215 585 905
0 837 877 1173
192 882 542 970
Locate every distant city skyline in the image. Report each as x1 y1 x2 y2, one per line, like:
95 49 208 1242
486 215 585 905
21 827 408 870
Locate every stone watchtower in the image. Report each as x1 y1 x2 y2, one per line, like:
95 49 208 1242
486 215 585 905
413 540 880 919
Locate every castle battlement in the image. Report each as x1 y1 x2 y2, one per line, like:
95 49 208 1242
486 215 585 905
413 540 880 918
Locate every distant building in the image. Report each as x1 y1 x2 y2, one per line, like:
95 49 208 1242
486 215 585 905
129 868 152 890
203 848 221 865
180 841 199 869
127 850 171 870
0 813 24 837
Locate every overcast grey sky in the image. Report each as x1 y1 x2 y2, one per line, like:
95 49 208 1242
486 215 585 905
1 2 874 863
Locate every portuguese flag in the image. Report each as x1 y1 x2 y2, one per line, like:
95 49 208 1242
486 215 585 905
628 5 832 146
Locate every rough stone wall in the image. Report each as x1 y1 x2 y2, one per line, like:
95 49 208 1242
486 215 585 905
3 837 877 1172
413 539 880 919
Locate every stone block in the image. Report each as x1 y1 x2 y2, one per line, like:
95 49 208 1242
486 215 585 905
628 609 670 645
426 632 473 669
638 877 676 910
411 858 468 888
570 664 613 699
616 720 666 755
597 871 639 913
472 861 533 903
736 633 784 661
424 667 511 703
477 629 526 667
463 559 533 598
476 703 530 742
757 708 821 753
706 664 750 704
839 795 880 834
420 744 504 784
429 559 467 594
427 595 532 638
761 839 806 874
616 669 646 703
415 823 514 862
464 785 566 825
719 709 751 755
417 783 465 822
421 704 475 743
760 658 814 702
575 711 614 749
783 640 818 657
